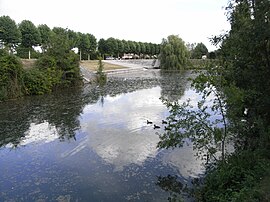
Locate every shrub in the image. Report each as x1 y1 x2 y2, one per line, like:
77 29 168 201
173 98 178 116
197 150 270 202
23 68 51 95
0 49 24 101
95 58 107 85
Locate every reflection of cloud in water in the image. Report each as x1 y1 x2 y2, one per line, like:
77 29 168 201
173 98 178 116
6 121 58 148
87 127 160 171
161 143 205 178
75 87 166 171
64 86 205 177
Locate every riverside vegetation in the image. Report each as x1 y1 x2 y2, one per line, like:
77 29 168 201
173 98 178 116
1 0 269 200
157 0 270 201
0 30 81 101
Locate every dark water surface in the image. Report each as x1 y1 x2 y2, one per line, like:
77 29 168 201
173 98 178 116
0 70 204 201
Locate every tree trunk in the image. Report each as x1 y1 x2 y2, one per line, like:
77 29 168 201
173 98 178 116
28 50 31 59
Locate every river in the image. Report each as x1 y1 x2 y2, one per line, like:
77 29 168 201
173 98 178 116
0 70 205 201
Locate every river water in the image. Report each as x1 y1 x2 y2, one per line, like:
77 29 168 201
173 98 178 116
0 70 205 201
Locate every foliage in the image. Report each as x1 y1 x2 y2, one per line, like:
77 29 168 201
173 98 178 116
159 35 190 70
98 38 108 59
0 15 21 51
191 42 208 59
106 37 118 56
217 0 270 151
18 20 41 59
18 20 41 49
42 32 81 84
157 0 270 201
97 38 160 58
197 150 270 202
156 175 185 202
35 55 56 69
0 49 24 100
38 24 52 52
86 33 97 59
23 68 52 95
77 32 90 59
23 34 81 96
16 45 41 59
158 64 243 162
95 58 107 85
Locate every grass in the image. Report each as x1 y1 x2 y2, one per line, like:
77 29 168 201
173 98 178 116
189 59 217 69
21 59 126 71
21 59 37 69
80 60 126 71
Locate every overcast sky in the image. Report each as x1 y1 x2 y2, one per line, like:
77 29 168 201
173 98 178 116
0 0 230 51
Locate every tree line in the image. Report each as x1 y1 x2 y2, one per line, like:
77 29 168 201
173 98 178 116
0 15 162 60
0 15 213 61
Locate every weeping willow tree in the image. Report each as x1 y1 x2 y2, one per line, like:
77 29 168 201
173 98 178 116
159 35 190 70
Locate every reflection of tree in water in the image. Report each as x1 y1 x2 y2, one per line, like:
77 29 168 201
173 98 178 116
159 70 192 102
95 77 160 98
156 175 185 202
0 71 193 148
156 175 196 201
0 86 87 147
0 76 161 148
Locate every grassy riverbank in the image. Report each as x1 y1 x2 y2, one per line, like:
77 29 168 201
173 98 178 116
80 60 126 71
21 59 127 71
21 59 212 70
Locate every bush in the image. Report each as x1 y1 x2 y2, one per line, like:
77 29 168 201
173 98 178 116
95 58 107 85
23 68 51 95
0 49 24 101
35 55 56 70
197 150 270 202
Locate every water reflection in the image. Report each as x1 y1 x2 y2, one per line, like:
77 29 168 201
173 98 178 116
160 70 193 102
0 86 85 148
78 88 165 171
6 121 58 148
0 70 204 201
156 175 185 201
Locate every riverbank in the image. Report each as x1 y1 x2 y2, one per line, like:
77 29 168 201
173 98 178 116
80 60 126 71
21 59 211 70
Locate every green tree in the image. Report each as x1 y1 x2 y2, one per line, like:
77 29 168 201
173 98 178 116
38 24 52 53
155 44 160 55
219 0 270 150
159 35 190 70
106 37 118 57
191 42 208 59
136 42 141 55
145 43 151 55
77 32 90 60
158 64 242 162
67 29 79 50
18 20 41 59
157 1 270 200
46 28 81 82
117 39 124 57
123 40 130 53
139 42 146 55
95 57 107 85
0 49 24 100
0 16 21 52
128 41 136 54
98 38 108 59
87 33 97 59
